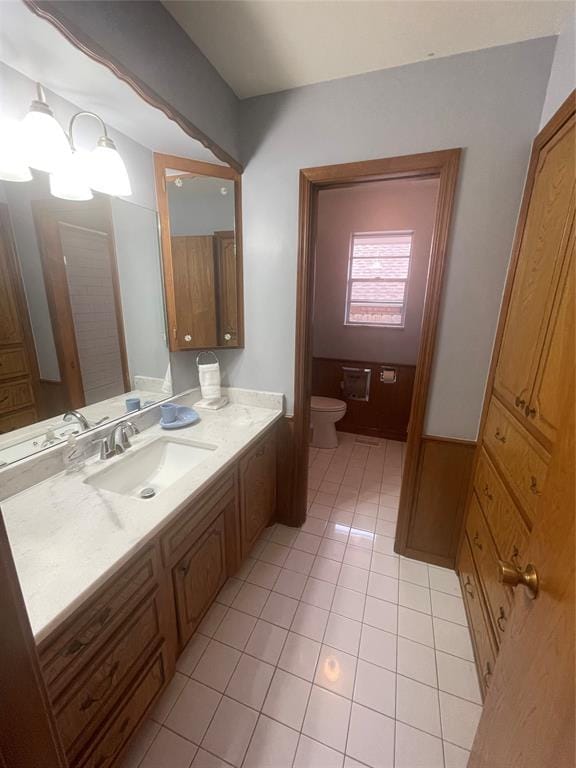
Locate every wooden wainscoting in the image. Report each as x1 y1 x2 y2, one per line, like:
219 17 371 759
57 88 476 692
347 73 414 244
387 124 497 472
400 436 476 568
312 357 416 441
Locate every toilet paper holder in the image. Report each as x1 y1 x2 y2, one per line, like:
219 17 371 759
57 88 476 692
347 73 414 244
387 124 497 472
379 366 397 384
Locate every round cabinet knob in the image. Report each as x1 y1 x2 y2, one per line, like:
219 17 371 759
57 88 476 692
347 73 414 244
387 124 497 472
184 334 192 342
498 560 539 599
224 333 232 341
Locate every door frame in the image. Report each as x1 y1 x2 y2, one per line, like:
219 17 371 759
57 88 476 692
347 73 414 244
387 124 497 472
32 196 131 410
292 150 461 531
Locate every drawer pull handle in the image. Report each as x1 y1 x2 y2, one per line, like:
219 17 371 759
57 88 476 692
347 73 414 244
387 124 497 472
464 577 474 598
496 606 507 633
494 429 506 443
483 484 493 501
80 661 120 711
62 607 112 657
473 531 483 551
524 404 536 418
529 476 540 495
514 396 526 409
484 661 493 688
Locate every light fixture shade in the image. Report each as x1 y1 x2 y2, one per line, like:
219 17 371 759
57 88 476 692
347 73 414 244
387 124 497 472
0 119 32 182
87 138 131 196
49 150 93 201
22 105 71 173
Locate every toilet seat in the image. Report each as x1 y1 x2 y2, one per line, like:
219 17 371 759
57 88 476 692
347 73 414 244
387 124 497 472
311 396 346 412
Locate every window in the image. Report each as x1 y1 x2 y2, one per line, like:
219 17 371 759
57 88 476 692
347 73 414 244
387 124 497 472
345 231 413 327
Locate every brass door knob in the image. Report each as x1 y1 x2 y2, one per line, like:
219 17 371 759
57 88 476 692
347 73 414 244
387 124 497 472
498 560 539 599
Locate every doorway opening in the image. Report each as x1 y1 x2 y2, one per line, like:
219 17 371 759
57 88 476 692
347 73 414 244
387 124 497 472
292 150 461 554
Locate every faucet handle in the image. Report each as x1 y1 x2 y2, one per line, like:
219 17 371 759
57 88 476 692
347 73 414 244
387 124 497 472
94 437 113 460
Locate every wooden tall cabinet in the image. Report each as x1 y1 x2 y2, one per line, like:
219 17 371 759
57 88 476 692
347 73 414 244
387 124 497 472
0 204 38 433
458 97 575 699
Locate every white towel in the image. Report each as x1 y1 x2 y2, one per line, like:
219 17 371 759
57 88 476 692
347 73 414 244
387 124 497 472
161 363 172 394
198 361 221 402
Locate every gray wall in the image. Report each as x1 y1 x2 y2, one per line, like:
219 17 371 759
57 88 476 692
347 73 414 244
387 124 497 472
540 14 575 127
167 177 235 236
235 38 555 438
43 0 241 163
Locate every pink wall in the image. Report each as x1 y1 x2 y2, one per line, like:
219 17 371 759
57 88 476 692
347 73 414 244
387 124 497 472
313 177 439 365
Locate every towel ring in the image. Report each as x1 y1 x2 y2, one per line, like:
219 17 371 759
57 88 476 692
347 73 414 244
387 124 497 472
196 350 219 367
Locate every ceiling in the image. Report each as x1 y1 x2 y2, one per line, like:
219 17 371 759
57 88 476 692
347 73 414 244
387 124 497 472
163 0 572 99
0 1 222 164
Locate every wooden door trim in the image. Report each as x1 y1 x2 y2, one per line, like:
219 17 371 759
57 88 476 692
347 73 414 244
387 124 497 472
32 197 131 409
153 153 244 352
22 0 242 175
455 90 576 561
293 149 461 530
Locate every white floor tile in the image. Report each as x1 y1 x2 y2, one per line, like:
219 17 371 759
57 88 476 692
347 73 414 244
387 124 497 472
429 565 462 596
338 564 369 594
318 539 347 562
295 531 323 554
165 679 221 744
363 595 398 634
373 534 397 557
309 502 332 520
260 542 291 567
150 671 188 723
436 650 482 703
216 577 243 606
302 686 351 753
359 625 397 671
355 501 379 518
352 514 376 533
433 617 475 661
398 581 431 613
311 556 342 584
302 516 328 536
292 603 330 641
330 509 354 527
370 551 399 578
247 561 281 590
231 582 270 617
346 702 395 768
348 529 375 550
176 633 210 676
324 613 361 655
397 606 434 647
245 619 288 665
375 520 397 538
261 592 299 628
262 669 311 730
140 727 197 768
394 721 444 768
396 674 441 736
120 719 160 768
353 659 396 717
343 545 372 570
214 608 257 650
198 602 228 637
439 691 482 750
202 697 258 767
315 644 357 698
293 734 344 768
367 572 399 603
397 636 438 687
444 741 472 768
225 653 274 709
331 586 365 622
284 548 316 575
243 715 299 768
191 749 230 768
399 558 430 587
271 524 300 547
273 567 308 599
302 577 336 609
192 640 241 692
278 632 321 681
431 590 467 625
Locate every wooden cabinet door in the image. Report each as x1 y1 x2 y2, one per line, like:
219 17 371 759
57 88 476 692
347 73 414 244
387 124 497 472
172 512 227 646
214 231 239 346
0 213 24 346
171 235 217 348
239 430 277 557
525 232 574 446
494 115 575 417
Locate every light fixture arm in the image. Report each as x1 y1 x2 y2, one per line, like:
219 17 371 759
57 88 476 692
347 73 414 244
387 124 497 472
68 111 112 151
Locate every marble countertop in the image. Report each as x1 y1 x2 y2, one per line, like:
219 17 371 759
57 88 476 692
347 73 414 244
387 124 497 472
2 393 283 643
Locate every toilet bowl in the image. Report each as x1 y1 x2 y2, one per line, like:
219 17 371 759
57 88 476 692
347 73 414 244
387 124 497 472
310 396 347 448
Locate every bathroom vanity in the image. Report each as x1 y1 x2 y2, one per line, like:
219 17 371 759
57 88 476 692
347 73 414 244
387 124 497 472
2 392 282 767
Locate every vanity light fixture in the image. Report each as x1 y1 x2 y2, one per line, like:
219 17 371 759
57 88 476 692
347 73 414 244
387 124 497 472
21 83 71 173
0 119 32 182
49 148 93 202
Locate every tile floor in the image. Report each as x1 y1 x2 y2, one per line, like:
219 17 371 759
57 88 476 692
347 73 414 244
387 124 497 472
121 434 481 768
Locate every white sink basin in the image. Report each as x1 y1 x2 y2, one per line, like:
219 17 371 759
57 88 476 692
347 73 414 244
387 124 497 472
85 437 217 499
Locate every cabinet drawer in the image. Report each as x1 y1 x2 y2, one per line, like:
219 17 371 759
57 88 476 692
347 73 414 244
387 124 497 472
0 378 34 414
459 534 497 700
40 546 159 696
77 645 167 768
0 348 28 380
466 493 512 644
173 511 227 648
239 429 277 557
484 397 549 523
56 594 162 757
0 407 36 434
474 448 530 567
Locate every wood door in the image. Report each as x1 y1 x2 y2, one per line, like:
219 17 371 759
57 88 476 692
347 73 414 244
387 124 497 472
494 115 575 419
239 431 277 557
0 216 24 347
171 235 217 348
172 512 227 647
469 363 574 768
214 230 238 346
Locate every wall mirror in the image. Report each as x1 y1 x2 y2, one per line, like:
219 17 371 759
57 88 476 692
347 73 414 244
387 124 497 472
154 154 244 351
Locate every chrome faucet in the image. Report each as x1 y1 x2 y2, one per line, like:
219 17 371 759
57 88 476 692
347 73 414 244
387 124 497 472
96 420 140 459
63 410 90 431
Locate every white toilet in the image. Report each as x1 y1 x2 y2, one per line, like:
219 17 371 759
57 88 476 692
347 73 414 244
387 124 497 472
310 396 347 448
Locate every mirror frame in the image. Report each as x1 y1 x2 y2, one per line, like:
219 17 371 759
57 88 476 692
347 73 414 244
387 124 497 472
153 153 244 352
